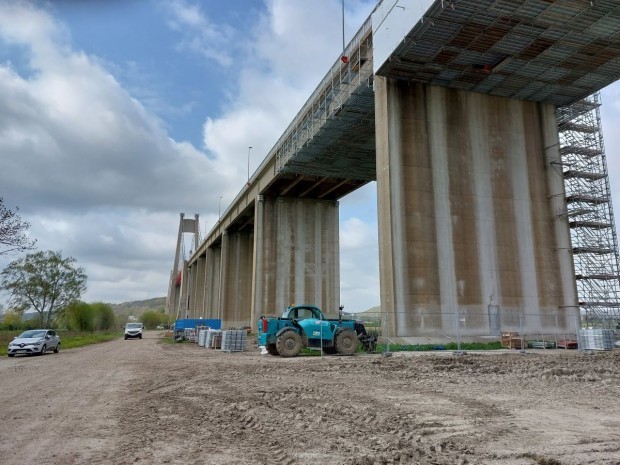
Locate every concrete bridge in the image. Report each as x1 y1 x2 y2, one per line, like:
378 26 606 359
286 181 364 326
168 0 620 340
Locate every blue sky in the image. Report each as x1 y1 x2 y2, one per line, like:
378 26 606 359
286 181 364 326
0 0 619 314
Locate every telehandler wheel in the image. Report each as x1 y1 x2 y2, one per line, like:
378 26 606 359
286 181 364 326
276 331 302 357
335 329 358 355
266 343 279 356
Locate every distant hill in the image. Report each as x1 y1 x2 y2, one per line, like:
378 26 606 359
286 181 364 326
109 297 166 316
344 305 380 317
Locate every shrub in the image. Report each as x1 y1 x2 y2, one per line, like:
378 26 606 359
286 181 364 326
66 301 95 331
91 302 115 330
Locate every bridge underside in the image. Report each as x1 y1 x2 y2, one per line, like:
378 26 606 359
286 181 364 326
375 0 620 106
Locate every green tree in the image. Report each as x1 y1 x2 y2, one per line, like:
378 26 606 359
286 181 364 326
1 310 23 330
66 301 95 331
0 198 36 255
91 302 115 330
64 302 115 331
140 310 166 330
1 250 87 327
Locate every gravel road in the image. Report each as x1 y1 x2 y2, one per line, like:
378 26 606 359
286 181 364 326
1 332 619 465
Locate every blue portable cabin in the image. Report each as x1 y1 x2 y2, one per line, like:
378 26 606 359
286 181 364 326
174 318 221 331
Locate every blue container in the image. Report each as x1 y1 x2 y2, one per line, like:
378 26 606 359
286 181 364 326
174 318 221 330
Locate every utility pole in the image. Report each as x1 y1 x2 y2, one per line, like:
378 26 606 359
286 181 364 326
247 146 253 185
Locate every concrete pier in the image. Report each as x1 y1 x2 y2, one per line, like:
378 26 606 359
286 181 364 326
375 78 578 337
251 196 340 321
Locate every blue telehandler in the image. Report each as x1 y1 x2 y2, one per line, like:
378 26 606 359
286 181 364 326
257 305 376 357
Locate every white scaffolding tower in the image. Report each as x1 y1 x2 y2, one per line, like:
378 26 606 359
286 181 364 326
557 93 620 329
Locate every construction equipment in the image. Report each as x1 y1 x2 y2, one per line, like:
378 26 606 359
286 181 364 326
257 305 376 357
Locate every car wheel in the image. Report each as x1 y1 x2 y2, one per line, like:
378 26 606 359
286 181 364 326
40 344 47 355
139 335 142 339
124 335 128 340
7 354 14 357
54 343 60 353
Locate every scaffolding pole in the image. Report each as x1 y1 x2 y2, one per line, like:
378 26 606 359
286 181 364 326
557 93 620 329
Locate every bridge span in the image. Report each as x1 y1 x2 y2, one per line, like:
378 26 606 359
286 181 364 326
168 0 620 341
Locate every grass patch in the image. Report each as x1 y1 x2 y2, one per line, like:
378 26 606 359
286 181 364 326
59 331 122 350
159 336 176 345
300 347 323 356
376 341 504 352
0 330 122 356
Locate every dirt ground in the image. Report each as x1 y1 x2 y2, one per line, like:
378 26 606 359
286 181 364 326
0 332 619 465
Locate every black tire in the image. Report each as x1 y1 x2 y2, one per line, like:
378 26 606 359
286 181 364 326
266 343 279 356
139 334 142 339
124 335 128 340
275 331 302 357
54 343 60 354
7 354 14 357
40 345 47 356
335 330 358 355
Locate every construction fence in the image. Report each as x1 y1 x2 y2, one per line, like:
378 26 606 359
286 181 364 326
348 310 619 352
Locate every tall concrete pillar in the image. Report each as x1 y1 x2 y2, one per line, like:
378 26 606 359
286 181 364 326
188 262 199 318
196 254 206 318
220 230 254 328
217 231 229 321
178 260 190 320
252 196 340 319
250 195 265 326
204 245 221 319
375 78 578 339
167 213 200 321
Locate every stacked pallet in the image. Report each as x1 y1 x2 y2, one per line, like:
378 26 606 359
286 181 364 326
501 332 523 349
198 329 208 347
221 329 247 352
205 329 222 349
527 340 555 349
184 328 198 343
557 339 578 349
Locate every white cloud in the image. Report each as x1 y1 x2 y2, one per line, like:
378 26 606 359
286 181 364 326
162 0 238 67
0 1 243 303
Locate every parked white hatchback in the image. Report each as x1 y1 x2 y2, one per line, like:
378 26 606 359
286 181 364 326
7 329 61 357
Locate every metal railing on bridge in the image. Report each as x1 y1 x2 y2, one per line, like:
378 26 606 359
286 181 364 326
274 17 374 173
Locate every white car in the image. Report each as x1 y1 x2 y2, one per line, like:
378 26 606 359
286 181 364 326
7 329 61 357
124 323 144 340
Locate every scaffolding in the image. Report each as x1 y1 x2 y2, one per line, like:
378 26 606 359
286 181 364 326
557 93 620 329
274 17 375 177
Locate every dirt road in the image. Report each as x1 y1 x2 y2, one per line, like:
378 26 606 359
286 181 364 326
1 333 619 465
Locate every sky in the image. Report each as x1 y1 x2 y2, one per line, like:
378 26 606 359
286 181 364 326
0 0 619 313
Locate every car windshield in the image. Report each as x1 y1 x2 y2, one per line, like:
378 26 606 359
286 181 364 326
126 323 142 329
18 330 46 339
